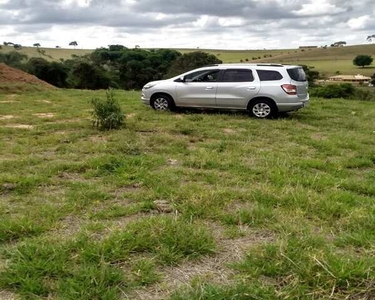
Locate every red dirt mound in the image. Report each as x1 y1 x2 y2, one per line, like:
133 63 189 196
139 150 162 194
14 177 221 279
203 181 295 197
0 63 56 89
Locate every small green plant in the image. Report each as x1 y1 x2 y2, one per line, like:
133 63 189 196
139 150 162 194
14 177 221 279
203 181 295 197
91 90 125 130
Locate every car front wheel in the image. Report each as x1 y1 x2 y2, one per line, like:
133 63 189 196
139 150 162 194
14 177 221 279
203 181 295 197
151 95 174 111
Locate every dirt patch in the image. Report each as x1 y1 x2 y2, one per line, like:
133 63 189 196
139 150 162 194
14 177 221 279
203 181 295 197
310 132 328 141
126 223 275 300
3 124 34 129
127 113 137 119
1 183 17 195
0 115 14 120
0 101 17 104
167 158 179 166
112 184 142 196
33 113 55 118
52 215 83 238
223 128 236 134
0 291 17 300
0 63 56 89
88 135 109 143
57 172 86 182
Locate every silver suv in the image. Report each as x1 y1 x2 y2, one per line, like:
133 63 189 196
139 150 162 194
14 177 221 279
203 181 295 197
141 64 309 118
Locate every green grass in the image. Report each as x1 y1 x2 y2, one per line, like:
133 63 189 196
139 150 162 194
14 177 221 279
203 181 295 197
1 88 375 299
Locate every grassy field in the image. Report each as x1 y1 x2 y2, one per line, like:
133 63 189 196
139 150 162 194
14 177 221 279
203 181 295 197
0 45 93 62
2 44 375 76
1 88 375 299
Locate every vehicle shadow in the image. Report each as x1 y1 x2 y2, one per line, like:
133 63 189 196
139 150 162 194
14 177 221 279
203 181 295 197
174 107 294 119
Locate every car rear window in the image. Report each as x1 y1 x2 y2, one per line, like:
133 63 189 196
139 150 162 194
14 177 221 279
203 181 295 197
257 70 283 81
287 67 307 82
221 69 254 82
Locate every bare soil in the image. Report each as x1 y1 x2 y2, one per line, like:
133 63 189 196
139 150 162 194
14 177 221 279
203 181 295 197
0 63 56 89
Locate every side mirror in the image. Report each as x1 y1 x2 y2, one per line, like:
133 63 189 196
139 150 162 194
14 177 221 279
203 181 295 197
180 76 185 82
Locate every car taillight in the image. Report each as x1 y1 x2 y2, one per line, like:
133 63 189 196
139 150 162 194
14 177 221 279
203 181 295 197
281 84 297 95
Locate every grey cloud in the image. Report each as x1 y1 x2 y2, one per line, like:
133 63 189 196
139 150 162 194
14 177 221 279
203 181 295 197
1 0 375 49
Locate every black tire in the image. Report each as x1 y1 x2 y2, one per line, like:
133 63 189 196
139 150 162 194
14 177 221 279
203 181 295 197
248 99 277 119
151 94 175 111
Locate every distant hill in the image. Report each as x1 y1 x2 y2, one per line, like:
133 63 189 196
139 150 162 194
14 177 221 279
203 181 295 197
0 45 92 62
1 44 375 76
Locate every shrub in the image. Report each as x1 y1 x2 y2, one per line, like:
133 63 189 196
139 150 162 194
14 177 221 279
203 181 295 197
353 88 375 101
371 73 375 85
310 83 355 99
91 90 125 130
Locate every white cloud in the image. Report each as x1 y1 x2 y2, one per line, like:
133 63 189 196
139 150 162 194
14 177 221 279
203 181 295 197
348 15 370 30
61 0 92 8
293 0 345 16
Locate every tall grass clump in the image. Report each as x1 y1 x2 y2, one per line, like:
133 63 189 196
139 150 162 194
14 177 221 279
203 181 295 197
91 89 125 130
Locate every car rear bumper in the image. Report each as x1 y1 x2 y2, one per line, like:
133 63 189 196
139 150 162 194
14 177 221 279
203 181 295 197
277 101 308 112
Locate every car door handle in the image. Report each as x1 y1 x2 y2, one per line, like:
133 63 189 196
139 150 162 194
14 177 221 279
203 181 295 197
205 87 214 90
247 86 256 90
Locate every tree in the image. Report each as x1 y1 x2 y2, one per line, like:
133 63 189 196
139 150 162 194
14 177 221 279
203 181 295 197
165 51 222 78
353 55 373 68
300 65 320 86
69 41 78 49
367 34 375 43
13 44 22 50
333 41 346 47
71 62 112 90
33 43 41 47
108 44 126 51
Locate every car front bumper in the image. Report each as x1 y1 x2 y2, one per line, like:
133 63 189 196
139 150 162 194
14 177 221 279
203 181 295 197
141 92 150 105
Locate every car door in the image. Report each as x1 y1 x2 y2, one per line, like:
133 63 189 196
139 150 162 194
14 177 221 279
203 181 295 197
175 69 220 107
215 69 260 109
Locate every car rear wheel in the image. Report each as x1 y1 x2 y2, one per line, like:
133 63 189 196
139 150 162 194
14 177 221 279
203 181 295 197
249 99 276 119
151 95 174 111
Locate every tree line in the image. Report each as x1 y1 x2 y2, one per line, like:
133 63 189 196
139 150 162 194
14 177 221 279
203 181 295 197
0 46 222 89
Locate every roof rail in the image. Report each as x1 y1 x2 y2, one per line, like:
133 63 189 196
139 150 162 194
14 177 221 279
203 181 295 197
256 63 283 67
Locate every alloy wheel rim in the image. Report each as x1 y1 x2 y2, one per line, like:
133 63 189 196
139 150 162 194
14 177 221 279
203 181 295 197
154 98 169 110
253 103 271 118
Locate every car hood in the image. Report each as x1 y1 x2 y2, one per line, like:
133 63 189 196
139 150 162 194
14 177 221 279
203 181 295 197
147 79 168 86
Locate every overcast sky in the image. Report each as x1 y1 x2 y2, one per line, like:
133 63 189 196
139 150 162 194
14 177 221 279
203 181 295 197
0 0 375 50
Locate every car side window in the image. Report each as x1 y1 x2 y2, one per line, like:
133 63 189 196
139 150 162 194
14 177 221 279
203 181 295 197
185 70 220 82
257 70 283 81
221 69 254 82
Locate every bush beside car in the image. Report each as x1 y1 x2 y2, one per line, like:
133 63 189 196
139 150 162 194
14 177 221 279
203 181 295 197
310 83 375 101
